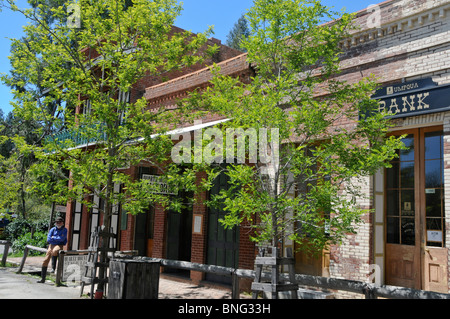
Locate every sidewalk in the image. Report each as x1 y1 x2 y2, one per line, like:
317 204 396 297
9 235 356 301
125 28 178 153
3 256 249 299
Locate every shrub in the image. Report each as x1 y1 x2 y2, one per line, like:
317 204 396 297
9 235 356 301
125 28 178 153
5 218 50 254
11 231 48 255
4 218 49 242
4 219 31 241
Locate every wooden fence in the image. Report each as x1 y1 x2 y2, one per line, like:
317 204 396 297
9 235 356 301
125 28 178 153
7 245 450 300
138 256 450 300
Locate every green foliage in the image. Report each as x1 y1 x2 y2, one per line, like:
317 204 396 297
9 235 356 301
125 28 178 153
4 217 49 254
4 218 33 240
0 0 70 218
4 217 48 241
2 0 216 234
184 0 405 254
11 231 48 255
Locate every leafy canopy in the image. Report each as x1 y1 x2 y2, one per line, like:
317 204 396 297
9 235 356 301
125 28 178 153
185 0 404 252
1 0 217 227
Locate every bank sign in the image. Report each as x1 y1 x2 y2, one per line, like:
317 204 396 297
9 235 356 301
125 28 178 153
370 78 450 119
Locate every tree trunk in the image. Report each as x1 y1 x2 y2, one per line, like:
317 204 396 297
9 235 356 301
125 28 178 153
95 147 115 297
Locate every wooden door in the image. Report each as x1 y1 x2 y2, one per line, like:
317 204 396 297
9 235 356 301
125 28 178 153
385 127 448 292
206 169 239 284
421 128 448 293
385 130 421 288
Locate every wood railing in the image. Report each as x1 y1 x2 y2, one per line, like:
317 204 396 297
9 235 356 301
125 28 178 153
138 256 450 300
7 245 450 300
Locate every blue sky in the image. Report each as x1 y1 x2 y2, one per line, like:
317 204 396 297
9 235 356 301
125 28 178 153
0 0 379 116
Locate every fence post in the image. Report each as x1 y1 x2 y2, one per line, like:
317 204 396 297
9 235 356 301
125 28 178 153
56 250 65 286
17 246 29 274
363 285 377 299
1 241 11 267
232 270 240 299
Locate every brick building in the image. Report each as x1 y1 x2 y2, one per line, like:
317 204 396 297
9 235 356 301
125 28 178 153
61 0 450 295
63 33 257 286
315 0 450 295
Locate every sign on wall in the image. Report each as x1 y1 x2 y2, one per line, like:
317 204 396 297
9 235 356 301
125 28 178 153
141 174 178 195
193 214 203 235
369 78 450 119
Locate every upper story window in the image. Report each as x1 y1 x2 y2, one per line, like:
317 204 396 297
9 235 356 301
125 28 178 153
118 89 130 125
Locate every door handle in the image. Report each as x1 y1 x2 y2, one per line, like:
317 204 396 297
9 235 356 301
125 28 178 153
424 248 433 260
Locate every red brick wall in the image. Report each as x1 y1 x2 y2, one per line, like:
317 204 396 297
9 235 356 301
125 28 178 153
152 203 167 259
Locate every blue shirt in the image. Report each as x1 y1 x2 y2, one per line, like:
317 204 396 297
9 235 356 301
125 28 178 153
47 226 68 245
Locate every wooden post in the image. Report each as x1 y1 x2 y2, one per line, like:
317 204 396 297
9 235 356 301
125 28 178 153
17 246 29 274
364 289 377 299
55 250 65 286
48 202 56 232
231 270 240 299
1 241 10 267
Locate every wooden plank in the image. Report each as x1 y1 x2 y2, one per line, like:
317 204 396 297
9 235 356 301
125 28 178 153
251 283 298 292
144 257 232 277
85 261 109 268
26 245 48 254
108 260 160 299
254 257 294 266
108 261 126 299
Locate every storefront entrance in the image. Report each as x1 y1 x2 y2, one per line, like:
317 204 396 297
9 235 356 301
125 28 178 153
385 126 448 293
134 207 154 257
165 194 193 277
206 169 239 285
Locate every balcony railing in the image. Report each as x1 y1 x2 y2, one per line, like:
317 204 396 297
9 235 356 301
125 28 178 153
45 125 107 151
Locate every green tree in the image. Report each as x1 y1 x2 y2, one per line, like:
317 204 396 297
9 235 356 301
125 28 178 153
226 13 250 52
2 0 216 293
186 0 404 254
0 0 74 220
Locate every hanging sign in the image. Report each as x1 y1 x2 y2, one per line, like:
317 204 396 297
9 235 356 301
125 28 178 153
141 174 178 195
367 78 450 119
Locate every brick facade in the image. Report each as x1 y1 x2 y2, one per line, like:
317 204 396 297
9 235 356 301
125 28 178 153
319 0 450 297
66 34 256 286
64 0 450 295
